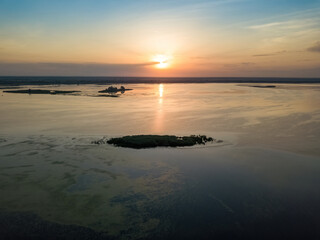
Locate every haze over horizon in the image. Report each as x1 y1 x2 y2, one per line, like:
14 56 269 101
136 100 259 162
0 0 320 77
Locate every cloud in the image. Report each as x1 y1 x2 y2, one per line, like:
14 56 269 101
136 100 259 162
253 54 275 57
307 42 320 52
223 64 237 68
248 19 317 30
0 61 158 76
247 7 320 31
253 50 287 57
241 62 255 65
223 62 255 68
248 22 284 29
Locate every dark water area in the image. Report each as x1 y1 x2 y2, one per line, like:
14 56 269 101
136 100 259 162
1 147 319 240
0 212 113 240
131 147 320 240
1 76 320 85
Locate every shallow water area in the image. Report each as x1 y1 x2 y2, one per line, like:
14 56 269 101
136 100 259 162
0 83 320 239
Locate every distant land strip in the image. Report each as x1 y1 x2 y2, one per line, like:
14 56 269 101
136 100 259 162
0 76 320 86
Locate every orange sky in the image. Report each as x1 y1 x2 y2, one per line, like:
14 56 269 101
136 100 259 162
0 0 319 77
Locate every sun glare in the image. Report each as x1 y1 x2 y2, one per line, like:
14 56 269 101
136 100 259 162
153 54 170 69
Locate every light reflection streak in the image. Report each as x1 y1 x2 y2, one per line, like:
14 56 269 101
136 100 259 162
154 84 164 132
159 84 163 98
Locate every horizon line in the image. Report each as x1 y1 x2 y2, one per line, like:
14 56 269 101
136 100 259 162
1 76 320 79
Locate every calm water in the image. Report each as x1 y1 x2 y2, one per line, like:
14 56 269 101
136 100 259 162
0 83 320 239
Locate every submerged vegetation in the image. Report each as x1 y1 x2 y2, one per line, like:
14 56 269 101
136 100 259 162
92 135 222 149
3 89 80 95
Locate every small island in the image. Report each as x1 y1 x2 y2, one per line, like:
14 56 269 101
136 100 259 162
92 135 222 149
98 86 132 93
250 85 276 88
3 89 80 95
95 94 119 98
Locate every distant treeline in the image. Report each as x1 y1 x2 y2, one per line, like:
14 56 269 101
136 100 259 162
0 76 320 85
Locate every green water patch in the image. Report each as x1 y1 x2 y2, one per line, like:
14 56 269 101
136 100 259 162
0 135 184 238
93 135 221 149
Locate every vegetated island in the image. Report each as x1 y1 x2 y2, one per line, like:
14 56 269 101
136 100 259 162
3 89 80 95
92 135 223 149
95 94 119 98
98 86 132 93
250 85 276 88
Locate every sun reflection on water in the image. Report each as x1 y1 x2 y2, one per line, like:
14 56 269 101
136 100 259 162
159 84 164 98
154 84 164 132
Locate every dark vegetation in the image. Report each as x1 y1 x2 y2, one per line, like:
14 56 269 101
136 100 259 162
92 135 222 149
95 94 119 98
3 89 80 95
98 86 132 93
250 85 276 88
2 86 131 97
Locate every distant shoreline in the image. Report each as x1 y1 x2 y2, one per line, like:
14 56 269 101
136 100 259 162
0 76 320 85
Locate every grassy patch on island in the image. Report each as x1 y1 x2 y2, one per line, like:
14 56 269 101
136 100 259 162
92 135 222 149
98 86 132 93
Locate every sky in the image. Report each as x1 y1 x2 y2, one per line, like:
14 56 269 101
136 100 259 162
0 0 319 77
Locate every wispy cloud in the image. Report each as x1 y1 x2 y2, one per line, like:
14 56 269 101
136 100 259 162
307 42 320 53
246 7 320 29
248 22 284 30
248 18 320 31
241 62 255 65
223 62 256 68
253 50 287 57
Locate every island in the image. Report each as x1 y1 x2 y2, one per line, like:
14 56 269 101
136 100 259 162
250 85 276 88
98 86 132 93
3 89 80 95
92 135 223 149
95 94 119 98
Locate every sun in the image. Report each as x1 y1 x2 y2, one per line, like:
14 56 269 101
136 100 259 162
152 54 170 69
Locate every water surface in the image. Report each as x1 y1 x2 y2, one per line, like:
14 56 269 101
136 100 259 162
0 83 319 239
